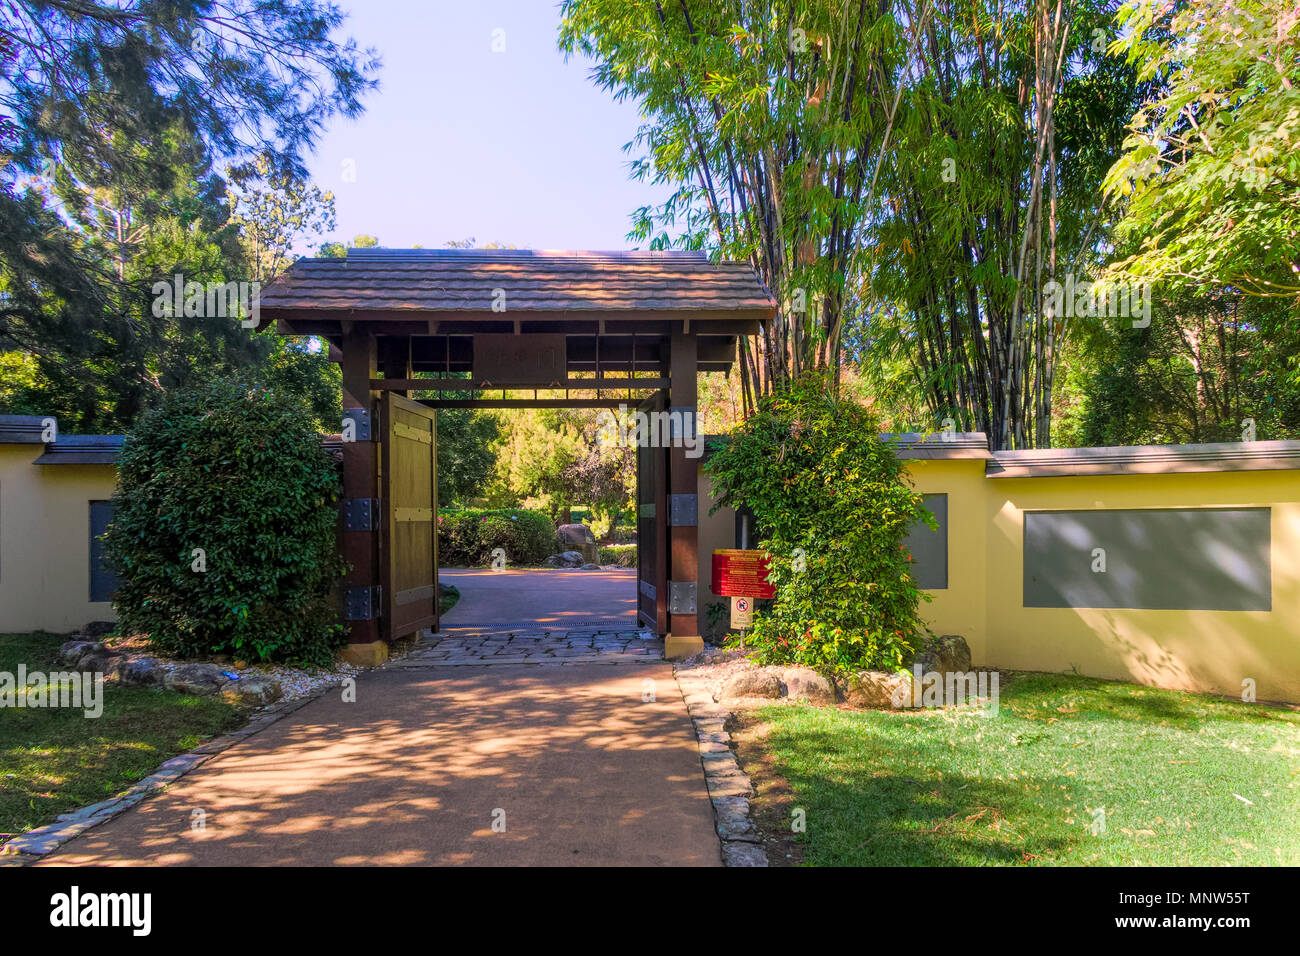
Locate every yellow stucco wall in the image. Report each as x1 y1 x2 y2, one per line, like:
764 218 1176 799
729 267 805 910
905 460 1300 703
0 445 119 633
697 473 737 638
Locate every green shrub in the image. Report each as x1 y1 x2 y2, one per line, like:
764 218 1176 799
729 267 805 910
598 543 637 567
104 380 346 666
704 373 933 673
437 508 555 566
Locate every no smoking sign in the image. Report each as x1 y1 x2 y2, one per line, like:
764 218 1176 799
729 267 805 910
730 595 754 629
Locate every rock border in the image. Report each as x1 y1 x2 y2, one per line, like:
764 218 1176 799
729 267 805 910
674 664 769 867
0 680 345 865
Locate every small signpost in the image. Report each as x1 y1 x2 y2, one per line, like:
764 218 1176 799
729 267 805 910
713 549 773 645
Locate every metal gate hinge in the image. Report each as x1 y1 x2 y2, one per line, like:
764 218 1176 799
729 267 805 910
344 585 382 621
668 581 697 615
342 498 379 531
668 494 697 527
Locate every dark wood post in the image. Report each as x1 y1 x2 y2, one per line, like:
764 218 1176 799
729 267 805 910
666 329 704 657
339 326 385 664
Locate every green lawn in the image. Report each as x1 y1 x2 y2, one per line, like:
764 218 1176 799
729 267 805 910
0 632 241 844
750 672 1300 866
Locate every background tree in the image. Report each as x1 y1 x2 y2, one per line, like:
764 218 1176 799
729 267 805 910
1103 0 1300 297
0 0 377 430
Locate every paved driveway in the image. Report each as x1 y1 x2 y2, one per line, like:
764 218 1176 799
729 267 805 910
439 567 638 629
39 572 719 867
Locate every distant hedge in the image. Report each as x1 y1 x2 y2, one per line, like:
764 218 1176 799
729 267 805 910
437 509 556 567
104 380 347 666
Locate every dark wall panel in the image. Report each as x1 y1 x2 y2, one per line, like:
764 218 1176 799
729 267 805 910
1023 507 1271 611
89 500 120 603
905 493 948 590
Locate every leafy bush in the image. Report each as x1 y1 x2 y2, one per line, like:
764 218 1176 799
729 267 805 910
104 380 347 666
704 373 933 673
598 543 637 567
437 508 555 566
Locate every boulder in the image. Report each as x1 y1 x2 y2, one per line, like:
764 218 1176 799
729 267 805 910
542 551 585 569
780 667 836 704
579 563 600 571
839 670 913 709
78 650 122 675
913 634 972 676
164 662 229 696
221 675 282 707
556 524 599 564
57 640 98 667
118 656 165 688
78 621 116 640
716 669 783 701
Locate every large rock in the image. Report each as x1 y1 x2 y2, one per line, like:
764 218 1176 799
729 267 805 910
839 670 913 709
913 634 972 676
780 667 836 704
164 662 229 696
556 524 599 564
543 551 586 569
221 675 282 706
118 655 165 688
59 640 120 674
58 640 98 667
716 669 783 701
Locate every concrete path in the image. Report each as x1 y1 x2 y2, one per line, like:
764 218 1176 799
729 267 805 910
439 567 637 630
38 571 720 867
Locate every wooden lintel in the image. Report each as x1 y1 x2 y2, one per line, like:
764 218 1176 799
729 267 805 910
371 377 669 391
417 399 630 409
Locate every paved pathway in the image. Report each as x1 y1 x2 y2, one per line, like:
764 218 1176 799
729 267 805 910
439 567 638 631
38 570 719 867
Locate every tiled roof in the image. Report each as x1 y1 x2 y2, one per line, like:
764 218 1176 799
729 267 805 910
260 249 776 315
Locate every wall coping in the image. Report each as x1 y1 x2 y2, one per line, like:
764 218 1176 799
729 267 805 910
33 435 124 465
0 414 48 444
986 439 1300 478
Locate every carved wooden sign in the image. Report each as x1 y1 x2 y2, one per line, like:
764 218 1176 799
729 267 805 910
472 333 566 386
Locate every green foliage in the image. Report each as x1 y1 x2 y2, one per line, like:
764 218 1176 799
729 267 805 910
1062 292 1300 445
598 543 637 568
437 509 557 567
104 380 347 666
435 409 502 507
705 374 932 673
0 1 376 432
1104 0 1300 296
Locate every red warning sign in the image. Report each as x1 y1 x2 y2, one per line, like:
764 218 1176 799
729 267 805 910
711 549 775 599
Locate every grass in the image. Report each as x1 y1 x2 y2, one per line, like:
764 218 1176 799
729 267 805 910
0 632 241 844
748 671 1300 866
439 585 460 616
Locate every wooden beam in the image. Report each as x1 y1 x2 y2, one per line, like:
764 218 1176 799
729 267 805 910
416 399 631 409
371 377 669 391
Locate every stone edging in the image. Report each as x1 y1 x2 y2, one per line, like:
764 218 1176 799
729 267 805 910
0 682 344 865
673 665 769 867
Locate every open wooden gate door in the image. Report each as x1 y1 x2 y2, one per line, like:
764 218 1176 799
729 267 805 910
380 392 439 641
636 393 668 635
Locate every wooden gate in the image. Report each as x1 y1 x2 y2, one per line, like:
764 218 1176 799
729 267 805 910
380 392 439 640
636 393 668 635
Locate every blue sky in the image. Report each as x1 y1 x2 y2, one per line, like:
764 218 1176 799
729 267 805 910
303 0 674 253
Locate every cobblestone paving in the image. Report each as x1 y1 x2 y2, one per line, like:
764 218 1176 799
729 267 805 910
395 624 663 667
